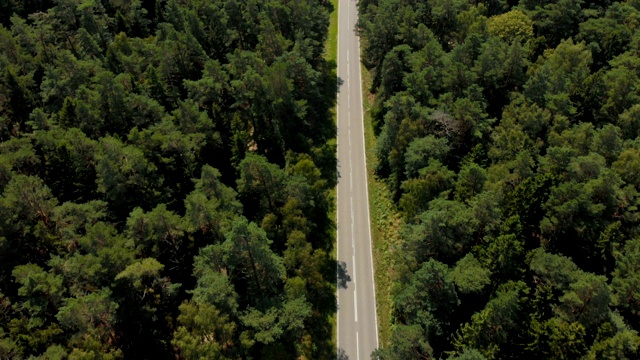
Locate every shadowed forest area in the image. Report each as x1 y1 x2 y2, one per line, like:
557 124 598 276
0 0 338 358
358 0 640 359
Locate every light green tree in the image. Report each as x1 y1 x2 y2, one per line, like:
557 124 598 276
487 10 533 43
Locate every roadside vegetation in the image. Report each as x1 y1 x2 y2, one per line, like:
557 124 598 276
359 0 640 359
361 63 402 347
326 0 339 65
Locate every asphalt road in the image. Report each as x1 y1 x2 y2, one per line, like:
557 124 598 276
336 0 379 358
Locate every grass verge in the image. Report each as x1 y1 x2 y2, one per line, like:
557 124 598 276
360 64 403 348
325 0 338 65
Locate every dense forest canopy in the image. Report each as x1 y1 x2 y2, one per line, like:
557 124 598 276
0 0 337 358
358 0 640 359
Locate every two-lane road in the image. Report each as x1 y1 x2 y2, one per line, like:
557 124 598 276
336 0 379 358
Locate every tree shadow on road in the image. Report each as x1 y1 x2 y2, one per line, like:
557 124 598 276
337 76 344 93
337 348 350 359
337 260 351 289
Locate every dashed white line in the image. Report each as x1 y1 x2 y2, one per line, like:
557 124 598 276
352 254 357 286
354 289 358 322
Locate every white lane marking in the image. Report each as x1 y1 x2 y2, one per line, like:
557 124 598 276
355 21 380 349
348 148 352 199
350 166 353 189
354 288 358 322
347 0 350 28
356 331 360 360
351 223 355 247
352 254 356 287
350 196 355 249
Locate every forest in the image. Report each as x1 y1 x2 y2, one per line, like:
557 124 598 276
0 0 338 359
358 0 640 359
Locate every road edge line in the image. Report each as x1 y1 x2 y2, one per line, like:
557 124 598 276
335 0 341 358
355 16 380 350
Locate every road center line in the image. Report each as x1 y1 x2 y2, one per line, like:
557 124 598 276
352 254 357 286
350 197 355 249
337 0 379 357
354 289 358 322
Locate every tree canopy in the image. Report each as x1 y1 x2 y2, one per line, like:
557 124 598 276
0 0 337 358
359 0 640 359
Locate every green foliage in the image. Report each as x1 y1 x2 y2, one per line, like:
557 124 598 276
12 263 65 321
95 136 160 214
448 348 488 360
394 259 459 337
452 281 526 359
190 245 239 315
455 162 488 201
115 258 164 290
612 237 640 317
57 288 117 337
480 232 524 280
404 135 450 178
183 165 241 238
487 10 534 43
529 248 580 289
372 324 433 360
360 0 640 356
400 159 455 219
172 301 236 360
585 326 640 360
558 272 610 327
237 153 287 218
240 296 312 345
450 254 491 294
221 218 285 299
403 198 479 264
0 0 336 357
